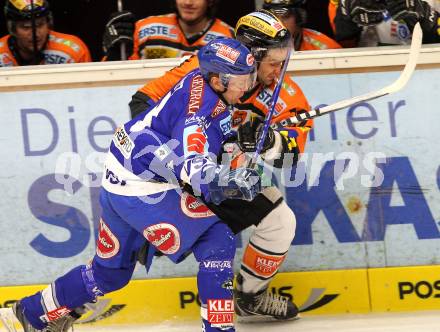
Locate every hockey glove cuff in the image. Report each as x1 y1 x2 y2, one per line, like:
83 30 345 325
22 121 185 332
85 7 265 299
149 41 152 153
237 118 275 154
207 168 262 205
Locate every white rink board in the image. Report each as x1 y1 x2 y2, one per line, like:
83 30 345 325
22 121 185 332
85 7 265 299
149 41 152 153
0 67 439 285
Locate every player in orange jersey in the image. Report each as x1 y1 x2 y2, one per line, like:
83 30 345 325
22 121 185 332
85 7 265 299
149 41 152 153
129 10 313 321
102 0 234 61
263 0 341 51
0 0 91 66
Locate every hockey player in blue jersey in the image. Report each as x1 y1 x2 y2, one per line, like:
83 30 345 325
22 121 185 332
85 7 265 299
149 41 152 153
10 38 259 332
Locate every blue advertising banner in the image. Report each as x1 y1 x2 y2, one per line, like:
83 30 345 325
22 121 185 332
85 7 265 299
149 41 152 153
0 68 438 286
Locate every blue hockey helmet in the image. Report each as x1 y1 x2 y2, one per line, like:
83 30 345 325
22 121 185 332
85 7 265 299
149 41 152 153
198 37 257 92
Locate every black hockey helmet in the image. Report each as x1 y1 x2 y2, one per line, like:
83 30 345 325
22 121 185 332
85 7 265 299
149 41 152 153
235 10 292 61
4 0 52 21
263 0 307 26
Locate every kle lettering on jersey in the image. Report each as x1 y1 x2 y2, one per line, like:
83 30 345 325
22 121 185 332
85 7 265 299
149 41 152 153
139 23 179 41
207 299 234 328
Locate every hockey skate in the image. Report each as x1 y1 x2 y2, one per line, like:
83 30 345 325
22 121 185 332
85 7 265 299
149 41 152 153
0 301 83 332
234 288 299 322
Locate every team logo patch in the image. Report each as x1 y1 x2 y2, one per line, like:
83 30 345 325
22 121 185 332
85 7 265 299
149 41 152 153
211 99 227 118
220 116 232 135
216 44 240 64
181 192 215 218
282 82 296 96
143 223 180 255
113 127 135 159
397 22 411 40
0 53 14 67
232 110 248 127
207 299 234 328
246 53 255 66
40 306 71 323
96 218 120 259
185 126 208 154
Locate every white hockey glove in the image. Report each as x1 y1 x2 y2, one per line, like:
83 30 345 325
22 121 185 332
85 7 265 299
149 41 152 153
207 167 262 205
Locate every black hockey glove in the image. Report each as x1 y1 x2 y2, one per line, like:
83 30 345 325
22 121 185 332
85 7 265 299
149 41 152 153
103 10 135 60
339 0 386 26
237 118 275 154
385 0 440 40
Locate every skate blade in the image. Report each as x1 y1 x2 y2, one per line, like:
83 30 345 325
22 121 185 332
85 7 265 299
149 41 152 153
0 308 19 332
236 313 301 324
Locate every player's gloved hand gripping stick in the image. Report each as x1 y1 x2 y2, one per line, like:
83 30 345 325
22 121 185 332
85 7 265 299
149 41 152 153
250 46 293 168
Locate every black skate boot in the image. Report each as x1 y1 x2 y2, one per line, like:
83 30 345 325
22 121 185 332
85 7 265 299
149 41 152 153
234 288 299 321
13 301 85 332
45 305 87 332
12 301 41 332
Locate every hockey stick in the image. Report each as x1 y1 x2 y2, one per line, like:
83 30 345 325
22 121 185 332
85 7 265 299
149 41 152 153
117 0 127 60
271 22 422 130
251 46 292 166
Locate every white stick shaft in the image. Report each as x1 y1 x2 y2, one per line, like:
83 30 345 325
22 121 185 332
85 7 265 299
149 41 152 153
273 23 422 129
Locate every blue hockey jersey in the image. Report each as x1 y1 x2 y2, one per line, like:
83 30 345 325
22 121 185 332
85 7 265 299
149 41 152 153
103 69 234 202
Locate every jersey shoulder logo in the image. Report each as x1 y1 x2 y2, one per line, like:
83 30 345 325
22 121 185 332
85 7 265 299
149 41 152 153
113 127 135 159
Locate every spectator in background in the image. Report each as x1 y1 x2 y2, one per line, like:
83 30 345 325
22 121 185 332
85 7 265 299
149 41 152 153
102 0 234 61
263 0 341 51
0 0 91 66
329 0 440 47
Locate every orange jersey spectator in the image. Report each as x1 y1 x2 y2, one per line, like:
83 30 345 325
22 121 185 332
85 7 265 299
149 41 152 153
299 28 342 50
0 31 91 66
328 0 338 33
102 0 234 61
262 0 341 50
131 13 234 59
1 0 91 66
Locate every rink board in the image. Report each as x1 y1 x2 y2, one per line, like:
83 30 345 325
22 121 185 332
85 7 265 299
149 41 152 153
2 266 440 326
369 265 440 312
